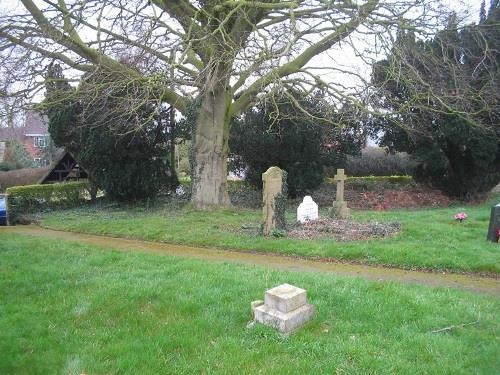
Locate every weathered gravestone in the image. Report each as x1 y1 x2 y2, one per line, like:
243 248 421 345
262 166 287 236
251 283 315 334
297 196 319 223
487 203 500 242
329 168 350 218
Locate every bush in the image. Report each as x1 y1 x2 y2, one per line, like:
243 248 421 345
0 162 16 172
6 181 92 222
230 92 363 197
44 65 177 201
3 140 35 170
343 147 416 177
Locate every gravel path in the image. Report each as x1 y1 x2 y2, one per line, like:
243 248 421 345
2 225 499 296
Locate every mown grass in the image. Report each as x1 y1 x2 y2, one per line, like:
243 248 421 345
0 234 498 374
38 193 500 274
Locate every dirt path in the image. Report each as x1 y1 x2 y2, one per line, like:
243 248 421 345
3 225 500 296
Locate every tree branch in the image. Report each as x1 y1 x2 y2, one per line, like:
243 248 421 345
232 0 380 115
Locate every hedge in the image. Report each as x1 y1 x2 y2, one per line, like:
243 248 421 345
6 181 92 223
325 175 411 183
180 176 413 194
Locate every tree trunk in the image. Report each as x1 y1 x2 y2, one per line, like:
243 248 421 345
191 87 232 208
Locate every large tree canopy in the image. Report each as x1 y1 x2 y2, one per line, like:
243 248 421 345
0 0 474 207
371 2 500 199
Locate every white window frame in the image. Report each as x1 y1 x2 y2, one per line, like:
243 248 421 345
33 136 48 148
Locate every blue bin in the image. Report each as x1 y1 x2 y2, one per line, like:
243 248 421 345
0 196 7 225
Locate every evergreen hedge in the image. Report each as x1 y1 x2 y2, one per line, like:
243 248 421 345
6 181 92 222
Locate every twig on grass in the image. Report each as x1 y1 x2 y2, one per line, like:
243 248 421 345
430 320 479 334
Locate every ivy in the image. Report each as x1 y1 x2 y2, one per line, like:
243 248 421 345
186 97 202 194
272 170 288 232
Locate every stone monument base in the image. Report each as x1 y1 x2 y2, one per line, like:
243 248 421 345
252 283 315 334
329 201 350 218
253 303 315 334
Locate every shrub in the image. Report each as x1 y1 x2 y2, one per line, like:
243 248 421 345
230 92 363 197
44 65 177 202
0 162 16 172
343 147 416 177
3 140 35 170
6 181 92 222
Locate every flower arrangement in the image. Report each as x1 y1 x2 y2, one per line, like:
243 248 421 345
454 212 468 222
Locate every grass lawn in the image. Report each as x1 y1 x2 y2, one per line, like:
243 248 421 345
0 234 499 374
38 193 500 275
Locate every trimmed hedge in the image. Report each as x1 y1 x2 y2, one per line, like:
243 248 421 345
6 181 92 222
181 176 413 195
326 175 412 183
326 175 414 190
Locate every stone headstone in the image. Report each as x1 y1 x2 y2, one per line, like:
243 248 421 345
329 168 350 218
297 196 318 223
487 203 500 242
262 166 287 236
252 283 315 334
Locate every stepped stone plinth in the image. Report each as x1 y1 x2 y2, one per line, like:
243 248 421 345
252 283 315 334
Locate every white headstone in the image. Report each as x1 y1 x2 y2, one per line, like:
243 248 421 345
297 196 318 223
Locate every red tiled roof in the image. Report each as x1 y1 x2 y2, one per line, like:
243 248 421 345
24 110 49 134
0 110 48 141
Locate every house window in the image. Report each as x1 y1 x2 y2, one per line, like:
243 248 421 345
34 136 48 148
34 158 50 167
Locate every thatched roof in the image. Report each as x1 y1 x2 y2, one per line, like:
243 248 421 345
0 167 50 192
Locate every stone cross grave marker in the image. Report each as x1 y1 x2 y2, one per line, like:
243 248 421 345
487 203 500 242
297 196 318 223
251 283 315 334
329 168 350 218
262 166 286 236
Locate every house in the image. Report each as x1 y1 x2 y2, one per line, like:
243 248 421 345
0 110 52 167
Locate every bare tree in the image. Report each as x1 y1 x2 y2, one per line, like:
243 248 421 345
0 0 452 207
